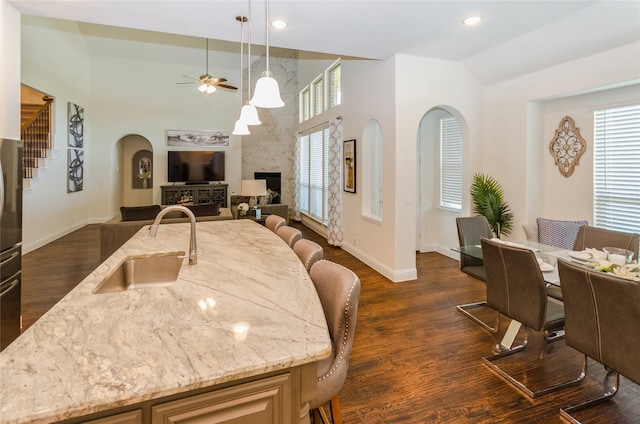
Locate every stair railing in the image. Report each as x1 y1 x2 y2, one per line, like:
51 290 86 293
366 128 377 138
21 96 54 179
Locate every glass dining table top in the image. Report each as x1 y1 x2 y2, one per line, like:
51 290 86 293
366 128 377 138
452 239 575 286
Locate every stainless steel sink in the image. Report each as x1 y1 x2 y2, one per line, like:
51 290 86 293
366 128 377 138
93 252 185 294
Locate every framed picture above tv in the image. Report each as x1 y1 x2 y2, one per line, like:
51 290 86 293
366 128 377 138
167 150 225 183
166 130 230 147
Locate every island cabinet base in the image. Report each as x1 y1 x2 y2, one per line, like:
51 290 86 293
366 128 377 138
58 365 316 424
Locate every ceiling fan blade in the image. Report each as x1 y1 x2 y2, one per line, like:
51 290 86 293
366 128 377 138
181 75 200 81
215 83 238 90
211 77 228 83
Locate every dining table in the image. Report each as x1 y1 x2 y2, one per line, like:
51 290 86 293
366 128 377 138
452 238 587 350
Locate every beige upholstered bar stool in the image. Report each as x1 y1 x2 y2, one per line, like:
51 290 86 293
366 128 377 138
308 260 361 424
265 214 286 233
293 239 323 271
276 225 302 248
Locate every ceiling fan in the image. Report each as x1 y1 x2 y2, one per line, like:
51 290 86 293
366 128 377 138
177 38 237 94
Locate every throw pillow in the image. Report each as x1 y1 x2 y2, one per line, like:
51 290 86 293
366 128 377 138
259 194 272 205
537 218 588 250
186 203 221 217
120 205 161 221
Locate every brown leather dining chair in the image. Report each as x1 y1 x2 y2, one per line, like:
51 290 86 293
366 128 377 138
557 260 640 423
572 225 639 259
308 260 361 424
480 238 584 398
455 216 500 333
293 239 323 271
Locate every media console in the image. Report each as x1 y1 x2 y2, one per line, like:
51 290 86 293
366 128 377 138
161 183 228 207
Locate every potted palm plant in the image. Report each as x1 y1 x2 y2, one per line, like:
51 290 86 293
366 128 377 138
470 173 514 238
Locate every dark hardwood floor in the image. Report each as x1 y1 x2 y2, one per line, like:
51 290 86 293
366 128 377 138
20 222 639 423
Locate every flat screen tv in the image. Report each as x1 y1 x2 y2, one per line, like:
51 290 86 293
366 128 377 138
167 151 225 183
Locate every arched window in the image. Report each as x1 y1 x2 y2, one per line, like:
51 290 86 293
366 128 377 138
362 120 382 219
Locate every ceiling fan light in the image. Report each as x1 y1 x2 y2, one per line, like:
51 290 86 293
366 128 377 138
206 85 217 94
198 83 208 93
239 103 261 125
232 119 251 135
250 71 284 108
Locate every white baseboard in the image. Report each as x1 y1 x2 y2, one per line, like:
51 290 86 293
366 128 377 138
23 220 89 255
341 242 417 282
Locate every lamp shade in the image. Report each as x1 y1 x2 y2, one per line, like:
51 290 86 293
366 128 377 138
232 119 250 135
239 103 261 125
250 71 284 108
241 179 267 196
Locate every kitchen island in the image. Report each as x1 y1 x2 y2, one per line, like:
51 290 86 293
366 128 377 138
0 220 331 424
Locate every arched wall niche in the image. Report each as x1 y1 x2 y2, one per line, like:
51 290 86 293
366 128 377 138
116 134 153 207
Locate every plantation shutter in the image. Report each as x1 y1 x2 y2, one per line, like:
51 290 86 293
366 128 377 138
593 104 640 232
440 117 462 210
298 134 310 214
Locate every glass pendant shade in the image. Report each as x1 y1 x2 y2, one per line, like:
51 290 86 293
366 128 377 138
198 83 208 93
250 71 284 108
239 103 261 125
232 119 250 135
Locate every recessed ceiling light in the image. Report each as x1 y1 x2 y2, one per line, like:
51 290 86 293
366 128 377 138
271 20 287 29
463 16 482 26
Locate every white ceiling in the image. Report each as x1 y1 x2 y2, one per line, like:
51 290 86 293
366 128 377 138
9 0 640 85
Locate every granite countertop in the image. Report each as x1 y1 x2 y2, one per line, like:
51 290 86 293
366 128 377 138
0 220 331 424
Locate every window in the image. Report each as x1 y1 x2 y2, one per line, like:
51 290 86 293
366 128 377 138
299 86 310 123
593 104 640 232
362 120 382 219
298 60 341 123
328 61 341 108
440 116 462 210
298 126 330 224
312 76 324 117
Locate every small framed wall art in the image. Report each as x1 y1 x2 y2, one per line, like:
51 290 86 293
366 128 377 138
343 139 356 193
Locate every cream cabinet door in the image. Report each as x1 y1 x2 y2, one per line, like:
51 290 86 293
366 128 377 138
151 373 292 424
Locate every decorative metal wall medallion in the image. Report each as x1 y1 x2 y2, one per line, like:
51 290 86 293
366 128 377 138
549 116 586 177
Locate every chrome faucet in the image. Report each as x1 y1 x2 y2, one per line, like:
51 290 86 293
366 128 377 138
148 205 198 265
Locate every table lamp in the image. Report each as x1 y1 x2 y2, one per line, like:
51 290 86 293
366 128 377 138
241 179 267 218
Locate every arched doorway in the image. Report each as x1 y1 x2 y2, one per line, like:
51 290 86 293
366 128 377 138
115 134 154 207
416 106 467 252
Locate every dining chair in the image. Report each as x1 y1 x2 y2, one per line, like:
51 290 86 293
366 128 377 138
293 239 323 271
455 216 500 333
557 260 640 423
276 225 303 248
480 237 584 398
265 214 286 234
308 260 361 424
572 226 639 259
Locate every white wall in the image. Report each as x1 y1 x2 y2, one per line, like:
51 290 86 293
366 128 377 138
480 42 640 241
394 55 483 280
18 17 246 252
0 1 21 140
20 16 92 252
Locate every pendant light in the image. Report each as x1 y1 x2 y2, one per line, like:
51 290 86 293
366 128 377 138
238 0 261 125
249 0 284 108
232 16 250 135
